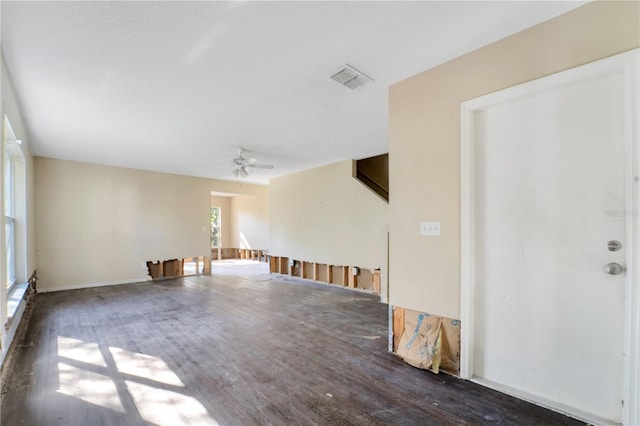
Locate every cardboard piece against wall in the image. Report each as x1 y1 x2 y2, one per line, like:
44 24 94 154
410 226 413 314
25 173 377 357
395 308 461 375
392 306 405 352
396 310 442 373
439 318 461 374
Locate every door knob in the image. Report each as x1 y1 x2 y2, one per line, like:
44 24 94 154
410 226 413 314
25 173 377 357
604 262 625 275
607 240 622 252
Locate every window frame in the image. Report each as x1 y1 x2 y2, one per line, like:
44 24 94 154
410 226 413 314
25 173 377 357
3 116 24 293
210 206 221 249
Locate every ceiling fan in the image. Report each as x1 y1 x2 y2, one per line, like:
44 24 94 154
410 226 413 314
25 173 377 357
231 148 274 178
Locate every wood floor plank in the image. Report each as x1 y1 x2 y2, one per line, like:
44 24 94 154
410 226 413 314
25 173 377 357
2 265 584 425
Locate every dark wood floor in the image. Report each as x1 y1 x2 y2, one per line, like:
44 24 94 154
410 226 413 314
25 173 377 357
2 264 583 425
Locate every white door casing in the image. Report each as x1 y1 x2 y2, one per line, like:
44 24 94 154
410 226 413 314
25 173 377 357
461 49 639 425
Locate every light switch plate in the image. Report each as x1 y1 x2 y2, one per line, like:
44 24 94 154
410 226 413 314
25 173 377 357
420 221 441 236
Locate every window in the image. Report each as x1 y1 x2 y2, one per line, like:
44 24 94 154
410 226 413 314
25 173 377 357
5 148 15 289
3 116 24 292
211 207 221 249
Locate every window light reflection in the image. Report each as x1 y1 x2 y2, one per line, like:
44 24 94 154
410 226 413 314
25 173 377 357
109 347 185 387
57 363 124 413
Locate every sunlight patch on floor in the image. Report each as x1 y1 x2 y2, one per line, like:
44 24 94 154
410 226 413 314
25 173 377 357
57 336 107 367
125 380 219 426
56 336 219 424
57 363 124 412
109 347 185 387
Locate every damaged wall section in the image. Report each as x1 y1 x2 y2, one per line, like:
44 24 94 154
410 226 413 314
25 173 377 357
269 255 381 296
146 256 211 281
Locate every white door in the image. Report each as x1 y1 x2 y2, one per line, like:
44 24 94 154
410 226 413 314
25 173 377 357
461 50 639 425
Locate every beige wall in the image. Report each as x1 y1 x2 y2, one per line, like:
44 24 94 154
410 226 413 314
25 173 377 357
269 160 388 274
389 1 640 318
210 195 231 248
230 193 269 250
35 157 266 291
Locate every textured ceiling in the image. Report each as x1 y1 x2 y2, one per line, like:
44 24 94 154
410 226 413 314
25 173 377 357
1 1 584 184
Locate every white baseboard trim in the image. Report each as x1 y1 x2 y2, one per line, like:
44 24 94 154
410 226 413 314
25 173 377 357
470 377 620 426
40 277 150 293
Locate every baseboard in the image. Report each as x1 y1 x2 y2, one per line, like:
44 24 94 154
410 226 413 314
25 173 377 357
39 277 149 293
470 377 620 426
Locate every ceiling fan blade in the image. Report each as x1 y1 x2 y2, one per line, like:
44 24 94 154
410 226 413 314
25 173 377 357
246 164 274 169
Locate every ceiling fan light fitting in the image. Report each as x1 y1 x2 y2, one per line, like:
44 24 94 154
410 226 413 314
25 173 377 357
222 148 274 179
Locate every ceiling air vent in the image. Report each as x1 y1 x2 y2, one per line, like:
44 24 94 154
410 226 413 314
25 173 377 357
330 65 372 89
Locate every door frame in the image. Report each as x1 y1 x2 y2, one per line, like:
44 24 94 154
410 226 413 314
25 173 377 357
460 49 640 425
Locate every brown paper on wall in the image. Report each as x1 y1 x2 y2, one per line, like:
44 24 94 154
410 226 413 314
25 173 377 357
392 306 405 352
439 318 461 374
396 311 442 373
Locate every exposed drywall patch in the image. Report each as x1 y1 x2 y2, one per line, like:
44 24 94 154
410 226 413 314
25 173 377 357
279 257 290 275
356 269 373 291
372 269 381 294
146 257 211 280
303 261 316 280
221 248 236 259
317 264 330 283
330 265 347 286
269 255 381 296
146 261 162 279
270 258 279 274
215 248 268 262
291 260 302 278
269 160 388 272
162 259 182 279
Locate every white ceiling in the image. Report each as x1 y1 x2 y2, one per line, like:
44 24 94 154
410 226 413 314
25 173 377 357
1 1 584 184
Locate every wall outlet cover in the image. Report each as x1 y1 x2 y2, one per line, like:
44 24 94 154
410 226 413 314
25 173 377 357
420 221 441 236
